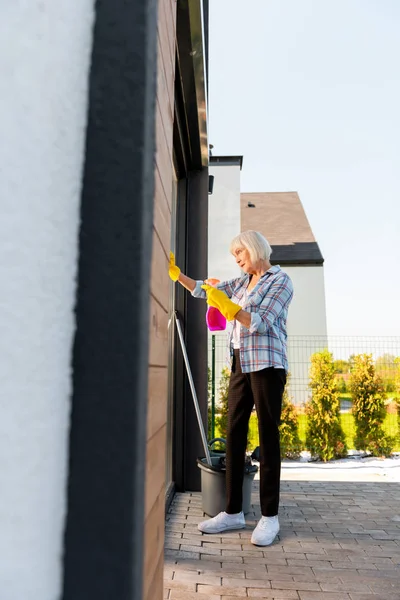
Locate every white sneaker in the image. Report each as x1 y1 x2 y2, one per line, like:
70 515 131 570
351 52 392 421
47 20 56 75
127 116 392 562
251 515 280 546
198 511 245 534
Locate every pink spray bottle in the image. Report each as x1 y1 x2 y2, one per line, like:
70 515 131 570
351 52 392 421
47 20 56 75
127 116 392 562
204 278 226 331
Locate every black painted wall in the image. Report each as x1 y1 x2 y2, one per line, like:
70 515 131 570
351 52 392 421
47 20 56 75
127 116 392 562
62 1 158 599
184 168 209 491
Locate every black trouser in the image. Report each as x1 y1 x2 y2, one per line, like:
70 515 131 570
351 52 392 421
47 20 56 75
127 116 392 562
225 350 286 517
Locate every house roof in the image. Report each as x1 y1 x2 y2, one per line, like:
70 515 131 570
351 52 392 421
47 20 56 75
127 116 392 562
240 192 324 265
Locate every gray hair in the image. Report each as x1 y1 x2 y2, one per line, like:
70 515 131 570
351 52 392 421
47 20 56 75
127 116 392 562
230 230 272 263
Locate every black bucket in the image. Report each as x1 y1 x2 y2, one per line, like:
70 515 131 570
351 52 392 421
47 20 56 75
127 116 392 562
197 438 258 517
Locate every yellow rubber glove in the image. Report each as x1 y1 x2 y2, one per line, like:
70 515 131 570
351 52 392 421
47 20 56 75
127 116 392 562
169 252 180 282
201 285 241 321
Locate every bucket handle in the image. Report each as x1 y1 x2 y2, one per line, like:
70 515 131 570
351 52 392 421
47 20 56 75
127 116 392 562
208 437 226 449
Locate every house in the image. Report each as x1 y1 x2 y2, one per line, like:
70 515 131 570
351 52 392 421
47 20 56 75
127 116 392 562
242 192 328 405
208 162 328 405
0 2 210 600
241 192 326 331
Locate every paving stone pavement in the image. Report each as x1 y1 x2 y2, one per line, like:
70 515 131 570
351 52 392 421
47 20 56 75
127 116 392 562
164 477 400 599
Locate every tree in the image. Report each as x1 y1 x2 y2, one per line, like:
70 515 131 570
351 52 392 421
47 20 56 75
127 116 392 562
333 359 349 374
279 375 302 459
385 379 396 393
394 357 400 436
337 377 348 393
214 367 257 452
348 355 357 370
375 353 398 393
306 350 347 461
349 354 394 456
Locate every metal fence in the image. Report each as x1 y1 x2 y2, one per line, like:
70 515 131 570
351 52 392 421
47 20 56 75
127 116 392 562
208 334 400 446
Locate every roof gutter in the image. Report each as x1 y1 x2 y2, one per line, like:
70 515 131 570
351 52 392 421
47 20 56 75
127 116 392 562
177 0 209 169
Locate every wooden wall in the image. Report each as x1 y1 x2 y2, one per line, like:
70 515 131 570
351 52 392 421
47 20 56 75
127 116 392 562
143 0 177 599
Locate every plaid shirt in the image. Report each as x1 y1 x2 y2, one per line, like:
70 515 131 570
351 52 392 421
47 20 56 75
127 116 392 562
193 265 293 373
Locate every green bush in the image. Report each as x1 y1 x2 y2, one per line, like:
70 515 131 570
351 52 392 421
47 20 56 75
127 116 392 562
213 367 230 449
298 412 400 453
385 379 396 393
213 369 302 457
305 350 347 461
247 414 259 451
215 367 260 452
394 357 400 441
349 354 394 456
207 367 212 440
211 355 400 459
279 376 302 459
333 359 349 374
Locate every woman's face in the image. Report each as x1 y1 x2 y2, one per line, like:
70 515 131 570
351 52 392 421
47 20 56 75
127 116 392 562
233 246 252 272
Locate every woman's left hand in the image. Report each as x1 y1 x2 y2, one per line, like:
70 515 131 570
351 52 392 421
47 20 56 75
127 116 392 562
201 285 241 321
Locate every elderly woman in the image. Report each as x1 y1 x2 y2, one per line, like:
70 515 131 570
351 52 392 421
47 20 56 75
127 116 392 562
169 230 293 546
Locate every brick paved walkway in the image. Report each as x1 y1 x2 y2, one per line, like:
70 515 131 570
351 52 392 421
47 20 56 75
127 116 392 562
164 476 400 599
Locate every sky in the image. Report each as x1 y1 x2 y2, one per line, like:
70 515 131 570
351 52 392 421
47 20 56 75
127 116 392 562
208 0 400 337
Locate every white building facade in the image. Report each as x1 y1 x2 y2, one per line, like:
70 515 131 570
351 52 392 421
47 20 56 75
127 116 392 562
208 156 243 281
208 157 243 404
207 163 328 407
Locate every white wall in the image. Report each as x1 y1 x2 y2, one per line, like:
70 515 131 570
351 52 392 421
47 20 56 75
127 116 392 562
207 164 241 407
283 266 328 405
284 265 328 336
0 3 95 598
208 165 241 280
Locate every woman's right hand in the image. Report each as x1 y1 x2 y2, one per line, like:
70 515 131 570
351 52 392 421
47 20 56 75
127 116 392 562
169 252 181 282
201 285 241 321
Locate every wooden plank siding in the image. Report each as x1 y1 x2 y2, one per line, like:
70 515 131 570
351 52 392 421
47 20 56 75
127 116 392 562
143 0 177 598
